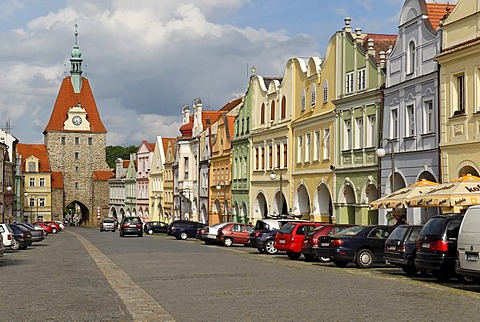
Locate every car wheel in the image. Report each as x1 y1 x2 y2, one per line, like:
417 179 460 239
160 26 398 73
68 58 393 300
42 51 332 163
100 229 103 232
180 232 188 240
355 249 374 268
318 257 331 263
332 260 349 268
148 229 153 235
138 233 143 237
20 243 28 250
304 254 316 262
11 239 20 250
204 240 211 245
401 266 418 276
257 247 265 254
52 228 58 234
263 239 277 255
287 252 301 260
120 231 124 237
457 275 476 284
223 237 233 247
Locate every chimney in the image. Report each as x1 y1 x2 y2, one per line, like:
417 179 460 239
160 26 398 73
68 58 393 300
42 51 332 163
379 51 386 68
343 17 352 32
182 105 190 124
367 38 375 56
355 28 363 43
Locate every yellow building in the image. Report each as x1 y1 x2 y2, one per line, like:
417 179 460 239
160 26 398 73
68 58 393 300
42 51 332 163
17 144 53 222
437 1 480 188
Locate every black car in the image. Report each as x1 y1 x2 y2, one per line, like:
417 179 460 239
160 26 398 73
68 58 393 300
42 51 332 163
315 225 395 268
384 225 423 275
119 216 143 237
8 224 33 250
415 214 463 281
144 221 168 235
167 220 205 240
16 223 45 243
248 218 305 254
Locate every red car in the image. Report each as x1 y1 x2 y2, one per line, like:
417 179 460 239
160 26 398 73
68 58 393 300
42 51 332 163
42 221 61 233
217 223 254 247
274 221 323 260
34 222 53 235
301 224 356 262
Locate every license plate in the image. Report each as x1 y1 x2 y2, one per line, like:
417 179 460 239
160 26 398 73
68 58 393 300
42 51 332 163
278 240 285 244
422 242 430 248
320 242 329 247
129 224 137 228
467 253 479 261
387 245 396 251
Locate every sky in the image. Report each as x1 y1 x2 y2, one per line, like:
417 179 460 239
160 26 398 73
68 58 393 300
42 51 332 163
0 0 453 146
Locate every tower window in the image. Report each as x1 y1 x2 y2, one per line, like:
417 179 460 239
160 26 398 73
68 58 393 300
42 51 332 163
74 152 80 160
75 137 80 145
88 138 93 145
61 137 66 145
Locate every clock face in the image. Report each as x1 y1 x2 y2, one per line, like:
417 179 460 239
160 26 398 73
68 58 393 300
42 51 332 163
72 116 82 126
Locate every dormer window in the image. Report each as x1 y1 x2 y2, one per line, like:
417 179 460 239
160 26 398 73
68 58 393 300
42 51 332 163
407 41 416 75
28 161 36 172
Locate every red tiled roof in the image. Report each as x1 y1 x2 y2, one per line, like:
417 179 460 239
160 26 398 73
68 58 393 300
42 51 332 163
44 77 107 134
179 118 194 138
51 172 64 189
219 97 242 112
162 138 176 155
93 170 114 181
149 142 155 151
17 143 50 172
227 116 236 140
363 34 397 63
426 3 455 31
122 160 130 168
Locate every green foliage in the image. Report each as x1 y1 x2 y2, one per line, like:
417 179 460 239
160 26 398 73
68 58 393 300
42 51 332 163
106 145 138 169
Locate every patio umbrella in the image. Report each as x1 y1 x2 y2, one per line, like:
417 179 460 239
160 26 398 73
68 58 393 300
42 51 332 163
407 174 480 210
369 179 439 210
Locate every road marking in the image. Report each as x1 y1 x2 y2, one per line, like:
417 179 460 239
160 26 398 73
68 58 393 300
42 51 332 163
71 231 175 321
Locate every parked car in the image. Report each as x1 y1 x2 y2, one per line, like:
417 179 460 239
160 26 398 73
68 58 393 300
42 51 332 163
301 224 356 262
384 225 423 275
100 218 116 232
248 218 308 254
274 221 323 260
457 205 480 282
144 221 168 235
119 216 143 237
42 221 61 233
0 223 15 248
8 224 33 250
202 222 231 245
416 214 464 281
0 236 4 257
33 222 53 236
216 223 254 246
54 221 65 230
16 223 45 243
315 225 395 268
167 220 205 240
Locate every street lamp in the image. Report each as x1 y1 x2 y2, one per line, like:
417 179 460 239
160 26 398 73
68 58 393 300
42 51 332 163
376 138 396 195
35 197 39 222
270 167 284 216
24 192 28 222
216 181 227 222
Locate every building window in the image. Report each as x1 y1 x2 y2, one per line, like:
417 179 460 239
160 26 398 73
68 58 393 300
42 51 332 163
61 137 66 145
29 178 35 187
39 178 45 187
455 74 465 115
314 131 320 161
260 103 265 124
305 133 311 163
246 117 249 133
323 80 328 103
301 89 306 111
270 100 275 121
29 198 35 207
310 84 316 106
391 109 399 138
184 157 189 179
406 104 415 136
366 115 376 147
88 138 93 145
268 145 273 169
323 128 330 160
297 135 303 163
355 117 363 148
344 120 352 150
408 41 416 75
346 72 354 94
28 161 35 172
74 152 79 160
75 137 79 145
358 69 366 91
424 101 434 133
276 144 281 168
281 96 286 119
39 198 45 207
283 143 288 168
255 148 259 170
261 147 265 170
75 182 79 189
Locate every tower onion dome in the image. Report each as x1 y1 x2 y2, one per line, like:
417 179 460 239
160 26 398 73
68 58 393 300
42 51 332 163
71 43 82 58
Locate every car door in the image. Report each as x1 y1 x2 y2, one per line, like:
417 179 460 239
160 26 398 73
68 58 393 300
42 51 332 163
367 227 390 260
293 224 316 252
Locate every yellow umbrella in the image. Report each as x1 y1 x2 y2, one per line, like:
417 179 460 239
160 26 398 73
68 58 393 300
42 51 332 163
408 174 480 209
369 179 439 210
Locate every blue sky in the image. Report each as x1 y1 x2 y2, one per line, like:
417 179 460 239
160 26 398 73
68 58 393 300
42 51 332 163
0 0 451 146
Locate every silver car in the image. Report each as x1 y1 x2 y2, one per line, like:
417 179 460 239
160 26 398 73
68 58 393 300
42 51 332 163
100 218 116 232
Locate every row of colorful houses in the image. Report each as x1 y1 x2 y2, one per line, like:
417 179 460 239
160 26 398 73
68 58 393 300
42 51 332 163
106 0 479 227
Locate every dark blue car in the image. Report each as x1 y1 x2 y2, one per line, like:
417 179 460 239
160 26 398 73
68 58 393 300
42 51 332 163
167 220 205 240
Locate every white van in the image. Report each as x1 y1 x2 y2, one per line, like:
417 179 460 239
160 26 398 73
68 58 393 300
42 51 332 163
456 205 480 281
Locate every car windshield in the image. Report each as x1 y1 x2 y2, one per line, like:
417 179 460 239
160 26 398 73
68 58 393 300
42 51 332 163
103 219 115 223
335 226 364 236
420 217 448 236
387 226 409 241
255 221 271 231
125 217 141 224
279 223 296 234
312 225 326 232
407 227 422 242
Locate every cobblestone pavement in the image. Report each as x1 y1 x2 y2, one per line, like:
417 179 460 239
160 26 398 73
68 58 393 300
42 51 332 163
2 226 480 322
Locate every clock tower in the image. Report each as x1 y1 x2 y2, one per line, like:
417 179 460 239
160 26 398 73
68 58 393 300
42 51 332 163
43 25 113 225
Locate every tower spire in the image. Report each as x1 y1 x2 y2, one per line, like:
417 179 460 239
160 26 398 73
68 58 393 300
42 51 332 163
70 22 83 93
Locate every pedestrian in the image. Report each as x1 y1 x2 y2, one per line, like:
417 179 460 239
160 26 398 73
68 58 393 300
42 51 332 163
396 214 407 226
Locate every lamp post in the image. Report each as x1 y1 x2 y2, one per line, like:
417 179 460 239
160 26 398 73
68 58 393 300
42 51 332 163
35 196 39 222
24 192 28 222
376 138 396 195
216 181 227 222
270 167 284 216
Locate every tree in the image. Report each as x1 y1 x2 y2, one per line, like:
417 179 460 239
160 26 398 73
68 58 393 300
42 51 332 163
106 145 138 169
